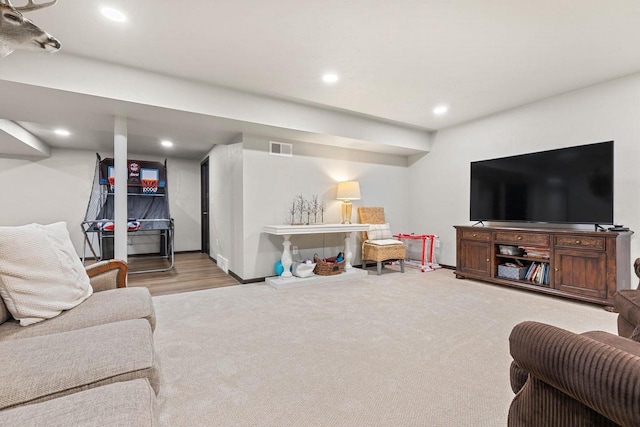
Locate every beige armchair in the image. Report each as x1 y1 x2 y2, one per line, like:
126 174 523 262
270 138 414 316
358 207 405 275
0 259 155 341
0 224 159 425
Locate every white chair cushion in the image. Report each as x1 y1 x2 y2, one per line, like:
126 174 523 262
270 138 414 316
366 239 404 246
0 222 93 326
368 223 393 240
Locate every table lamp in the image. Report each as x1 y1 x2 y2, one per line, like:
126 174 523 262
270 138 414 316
336 181 361 224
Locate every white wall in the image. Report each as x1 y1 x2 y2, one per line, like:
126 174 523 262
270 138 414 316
241 136 410 280
409 73 640 278
207 142 243 275
0 148 201 256
0 149 94 252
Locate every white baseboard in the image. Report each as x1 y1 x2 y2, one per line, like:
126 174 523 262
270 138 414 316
217 254 229 273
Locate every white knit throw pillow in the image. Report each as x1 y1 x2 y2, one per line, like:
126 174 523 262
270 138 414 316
0 222 93 326
368 223 393 240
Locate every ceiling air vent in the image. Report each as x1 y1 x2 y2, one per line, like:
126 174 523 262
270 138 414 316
270 141 292 157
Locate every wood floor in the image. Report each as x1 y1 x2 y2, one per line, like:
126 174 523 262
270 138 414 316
125 252 240 296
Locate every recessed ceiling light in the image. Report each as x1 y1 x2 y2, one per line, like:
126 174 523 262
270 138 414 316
160 140 173 148
433 105 448 115
101 7 127 22
322 73 339 84
54 129 70 137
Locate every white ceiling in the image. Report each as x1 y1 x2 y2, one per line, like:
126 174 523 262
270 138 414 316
2 0 640 158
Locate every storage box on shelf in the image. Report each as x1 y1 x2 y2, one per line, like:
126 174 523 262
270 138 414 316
455 225 633 308
498 264 527 280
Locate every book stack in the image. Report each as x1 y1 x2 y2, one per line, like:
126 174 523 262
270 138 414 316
518 246 550 259
525 262 549 285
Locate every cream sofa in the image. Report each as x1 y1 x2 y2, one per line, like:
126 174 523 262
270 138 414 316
0 260 160 426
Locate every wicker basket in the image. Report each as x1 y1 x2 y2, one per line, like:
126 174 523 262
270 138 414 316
313 254 345 276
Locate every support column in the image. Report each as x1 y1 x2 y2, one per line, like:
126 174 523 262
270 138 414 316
114 116 128 262
280 235 293 278
344 232 354 269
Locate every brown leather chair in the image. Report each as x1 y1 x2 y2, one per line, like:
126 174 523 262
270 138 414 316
508 321 640 426
509 262 640 427
615 258 640 338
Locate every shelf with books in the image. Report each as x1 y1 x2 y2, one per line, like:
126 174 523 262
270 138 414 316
522 261 550 286
497 243 550 257
517 245 551 260
495 259 550 286
495 243 550 285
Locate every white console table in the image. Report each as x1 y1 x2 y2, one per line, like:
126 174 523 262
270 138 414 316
263 223 369 289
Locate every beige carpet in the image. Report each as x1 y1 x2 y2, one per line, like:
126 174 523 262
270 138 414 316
152 267 617 426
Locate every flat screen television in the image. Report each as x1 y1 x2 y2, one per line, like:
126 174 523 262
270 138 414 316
470 141 614 225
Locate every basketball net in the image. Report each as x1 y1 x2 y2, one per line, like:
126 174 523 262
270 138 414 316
142 179 158 194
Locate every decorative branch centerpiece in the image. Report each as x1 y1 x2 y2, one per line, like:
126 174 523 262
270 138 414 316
287 194 326 225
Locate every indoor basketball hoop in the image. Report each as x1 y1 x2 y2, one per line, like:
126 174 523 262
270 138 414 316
142 179 158 194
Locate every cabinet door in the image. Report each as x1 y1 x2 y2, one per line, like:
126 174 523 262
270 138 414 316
553 249 607 298
459 240 491 277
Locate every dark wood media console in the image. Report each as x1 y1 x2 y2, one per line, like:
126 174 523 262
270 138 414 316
454 225 633 308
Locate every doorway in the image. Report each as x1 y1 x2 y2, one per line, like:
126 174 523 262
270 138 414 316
200 157 210 255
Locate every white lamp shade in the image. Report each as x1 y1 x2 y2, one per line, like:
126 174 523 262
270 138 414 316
336 181 361 200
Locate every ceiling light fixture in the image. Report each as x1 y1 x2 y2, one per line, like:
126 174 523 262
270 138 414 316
433 105 449 115
160 140 174 148
101 7 127 22
322 73 339 84
54 129 70 137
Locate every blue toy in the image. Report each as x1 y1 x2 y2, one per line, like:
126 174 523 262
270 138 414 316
274 260 292 276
